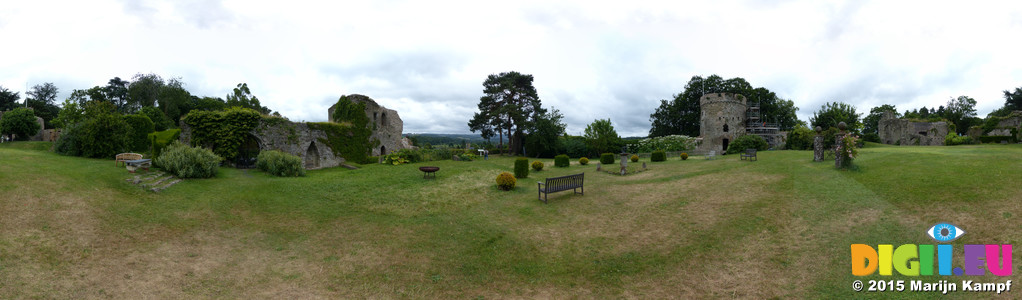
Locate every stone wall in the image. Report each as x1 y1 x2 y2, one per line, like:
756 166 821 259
327 94 407 156
697 93 747 153
180 119 345 170
878 112 949 146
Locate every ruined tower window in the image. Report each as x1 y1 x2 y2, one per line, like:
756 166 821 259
723 124 729 132
373 112 378 123
381 113 387 126
918 131 928 136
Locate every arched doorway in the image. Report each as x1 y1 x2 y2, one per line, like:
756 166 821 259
722 138 730 152
236 134 261 168
305 142 320 169
380 145 387 156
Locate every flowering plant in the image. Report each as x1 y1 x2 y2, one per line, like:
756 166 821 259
836 134 859 168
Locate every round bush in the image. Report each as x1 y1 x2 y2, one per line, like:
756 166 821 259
139 106 172 132
155 141 221 178
0 108 40 140
600 153 615 164
257 150 306 177
579 157 589 165
726 134 769 154
554 154 569 167
496 172 517 190
650 150 666 162
123 114 155 152
681 153 688 160
630 154 639 162
531 161 544 171
786 125 814 150
514 157 529 178
79 113 131 158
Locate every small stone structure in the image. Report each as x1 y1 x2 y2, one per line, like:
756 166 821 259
328 94 408 156
878 111 949 146
813 126 824 162
180 118 345 170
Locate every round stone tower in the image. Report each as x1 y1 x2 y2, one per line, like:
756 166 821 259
699 93 747 153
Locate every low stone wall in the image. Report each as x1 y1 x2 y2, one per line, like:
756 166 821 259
878 112 949 146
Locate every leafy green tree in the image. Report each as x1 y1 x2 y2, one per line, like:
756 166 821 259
468 71 543 155
157 78 192 122
810 102 862 133
585 118 621 156
190 96 227 112
944 95 978 135
785 124 815 150
127 73 164 112
650 75 798 137
106 77 130 112
79 112 131 158
524 108 566 158
123 114 155 152
0 86 20 111
226 83 271 114
26 82 60 128
0 107 40 140
862 104 899 142
1004 86 1022 111
53 98 84 129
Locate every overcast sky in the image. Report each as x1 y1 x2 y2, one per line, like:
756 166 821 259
2 1 1021 136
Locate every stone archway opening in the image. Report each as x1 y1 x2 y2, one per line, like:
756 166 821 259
380 145 387 156
722 138 730 152
236 134 261 169
305 142 320 169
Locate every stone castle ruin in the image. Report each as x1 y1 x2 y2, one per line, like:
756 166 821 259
878 111 949 146
327 94 409 157
696 93 786 153
180 94 407 170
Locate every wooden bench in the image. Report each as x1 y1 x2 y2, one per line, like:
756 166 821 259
537 173 584 203
705 150 716 160
125 159 152 173
115 153 143 167
741 148 757 161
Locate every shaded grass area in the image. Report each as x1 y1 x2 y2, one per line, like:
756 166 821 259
1 141 1020 298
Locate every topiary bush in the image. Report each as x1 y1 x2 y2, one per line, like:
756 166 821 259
579 157 589 165
680 153 688 160
54 123 82 156
600 153 614 164
650 150 666 162
123 114 155 152
726 134 769 154
554 154 569 167
148 129 181 158
155 141 221 178
785 125 815 150
630 154 639 162
531 161 544 171
496 172 517 190
256 150 305 177
79 113 131 158
139 106 172 131
514 157 529 178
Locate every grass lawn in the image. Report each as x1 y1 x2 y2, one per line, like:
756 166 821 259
1 141 1020 298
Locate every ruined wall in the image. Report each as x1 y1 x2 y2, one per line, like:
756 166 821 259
180 119 345 170
878 112 949 146
327 94 406 156
698 93 747 152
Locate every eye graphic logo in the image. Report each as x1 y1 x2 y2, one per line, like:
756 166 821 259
927 223 964 242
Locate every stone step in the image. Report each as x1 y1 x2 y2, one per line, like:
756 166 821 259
150 179 181 192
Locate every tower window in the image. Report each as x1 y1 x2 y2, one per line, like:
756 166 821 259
723 124 729 132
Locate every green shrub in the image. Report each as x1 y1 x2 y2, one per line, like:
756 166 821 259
650 150 666 162
531 161 544 171
182 107 262 161
554 154 569 167
977 136 1016 144
256 150 305 177
514 158 529 178
383 148 423 165
579 157 589 165
680 153 688 160
54 123 82 156
0 107 40 140
600 153 615 164
155 141 221 178
79 113 131 158
139 106 172 131
726 134 769 154
944 133 972 146
496 172 516 190
786 125 815 150
626 135 698 153
148 129 181 158
630 154 639 162
123 114 155 152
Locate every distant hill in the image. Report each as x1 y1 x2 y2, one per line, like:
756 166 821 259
404 133 490 147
